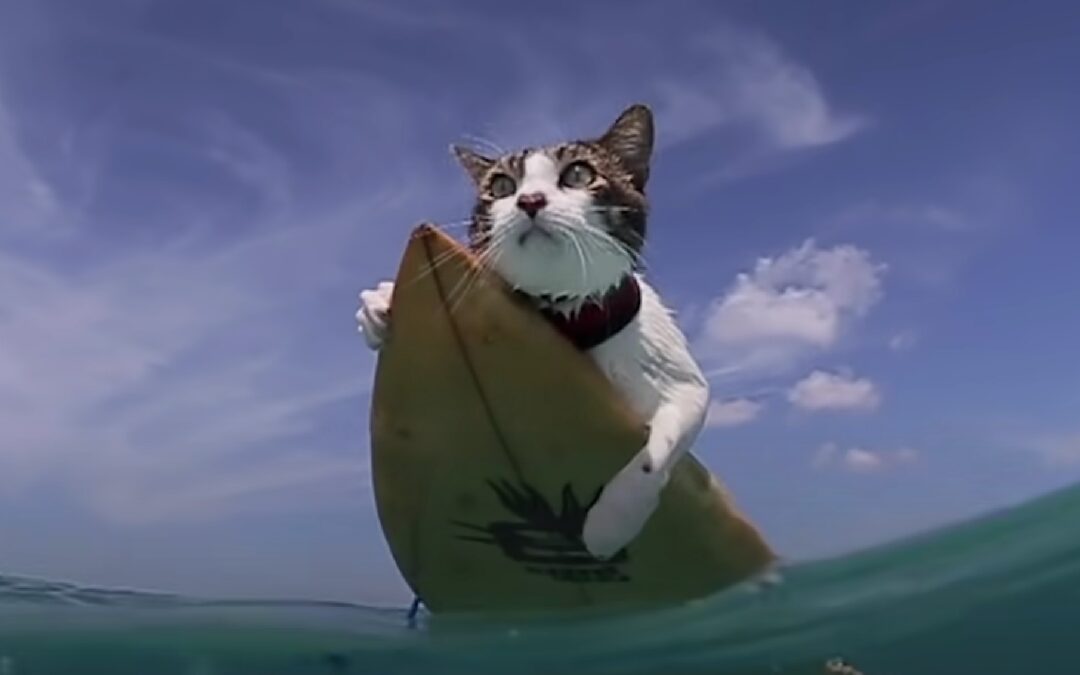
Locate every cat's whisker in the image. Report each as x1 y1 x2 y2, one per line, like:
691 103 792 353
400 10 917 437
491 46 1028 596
443 226 512 317
540 215 608 293
405 243 469 287
581 217 647 262
433 219 475 232
408 226 495 289
446 249 500 318
542 215 589 282
458 134 507 158
444 228 502 298
583 218 646 258
445 266 480 317
571 221 642 267
405 217 495 287
569 232 593 292
443 255 487 317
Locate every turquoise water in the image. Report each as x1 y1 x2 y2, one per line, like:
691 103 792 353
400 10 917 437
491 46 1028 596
2 483 1078 674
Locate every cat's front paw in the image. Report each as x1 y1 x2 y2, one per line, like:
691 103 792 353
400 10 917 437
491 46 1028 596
581 451 666 559
356 281 394 350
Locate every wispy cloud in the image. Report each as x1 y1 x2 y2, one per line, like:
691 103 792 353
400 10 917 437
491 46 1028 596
815 165 1027 291
888 330 919 352
423 6 864 178
0 94 63 238
829 201 974 233
1030 434 1080 468
788 370 882 413
0 6 459 522
705 397 764 428
813 443 919 473
0 198 383 519
622 23 867 153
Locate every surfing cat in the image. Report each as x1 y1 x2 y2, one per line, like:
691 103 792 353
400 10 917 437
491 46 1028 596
356 104 709 559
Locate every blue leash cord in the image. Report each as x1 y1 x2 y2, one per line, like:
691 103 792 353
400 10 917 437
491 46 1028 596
406 596 423 628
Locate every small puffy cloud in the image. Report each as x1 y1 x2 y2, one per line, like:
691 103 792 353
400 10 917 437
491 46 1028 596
788 370 881 412
814 443 918 473
698 240 886 379
705 398 763 428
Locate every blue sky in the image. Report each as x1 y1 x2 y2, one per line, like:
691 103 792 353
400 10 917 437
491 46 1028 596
1 0 1078 605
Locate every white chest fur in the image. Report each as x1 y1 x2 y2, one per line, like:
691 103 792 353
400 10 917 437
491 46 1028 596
583 276 709 448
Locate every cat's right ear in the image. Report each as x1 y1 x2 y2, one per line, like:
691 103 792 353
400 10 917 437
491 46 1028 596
450 144 495 186
598 104 654 191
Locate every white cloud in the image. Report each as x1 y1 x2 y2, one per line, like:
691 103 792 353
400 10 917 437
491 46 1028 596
705 398 764 428
463 14 864 176
697 240 886 379
814 443 918 473
788 370 881 412
655 26 867 151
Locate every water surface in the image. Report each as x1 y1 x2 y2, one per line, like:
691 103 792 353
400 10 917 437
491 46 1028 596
2 483 1078 673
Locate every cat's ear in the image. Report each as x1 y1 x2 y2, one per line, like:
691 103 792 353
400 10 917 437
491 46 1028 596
450 144 495 186
597 104 654 191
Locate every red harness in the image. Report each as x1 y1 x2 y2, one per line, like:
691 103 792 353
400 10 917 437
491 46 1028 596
530 275 642 351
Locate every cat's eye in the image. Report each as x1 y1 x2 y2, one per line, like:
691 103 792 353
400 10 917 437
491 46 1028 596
489 174 516 199
560 161 595 189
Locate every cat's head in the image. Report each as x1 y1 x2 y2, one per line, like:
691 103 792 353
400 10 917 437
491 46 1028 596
451 104 654 300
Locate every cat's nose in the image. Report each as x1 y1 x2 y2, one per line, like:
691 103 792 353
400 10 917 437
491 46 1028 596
516 192 547 218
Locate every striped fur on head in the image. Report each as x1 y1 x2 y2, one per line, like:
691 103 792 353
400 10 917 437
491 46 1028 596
450 104 654 300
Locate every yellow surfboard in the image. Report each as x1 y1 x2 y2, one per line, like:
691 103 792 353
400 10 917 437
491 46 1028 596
369 224 775 613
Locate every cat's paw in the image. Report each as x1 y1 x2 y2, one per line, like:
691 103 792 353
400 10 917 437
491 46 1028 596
356 281 394 350
581 450 666 559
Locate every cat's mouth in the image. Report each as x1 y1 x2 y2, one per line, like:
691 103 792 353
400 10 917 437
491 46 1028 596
516 219 558 246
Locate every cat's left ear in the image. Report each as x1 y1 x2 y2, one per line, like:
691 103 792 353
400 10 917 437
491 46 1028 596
598 103 654 191
450 144 495 186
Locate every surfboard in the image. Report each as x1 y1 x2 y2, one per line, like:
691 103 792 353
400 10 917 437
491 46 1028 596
369 224 775 613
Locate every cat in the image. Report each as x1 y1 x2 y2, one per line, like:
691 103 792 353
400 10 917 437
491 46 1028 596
356 103 709 559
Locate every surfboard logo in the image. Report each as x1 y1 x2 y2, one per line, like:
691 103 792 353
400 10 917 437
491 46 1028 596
453 479 631 583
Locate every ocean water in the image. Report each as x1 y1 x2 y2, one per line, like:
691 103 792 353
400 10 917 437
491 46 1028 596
2 483 1078 674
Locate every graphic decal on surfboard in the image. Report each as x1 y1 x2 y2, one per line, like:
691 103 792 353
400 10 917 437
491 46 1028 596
453 479 631 583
